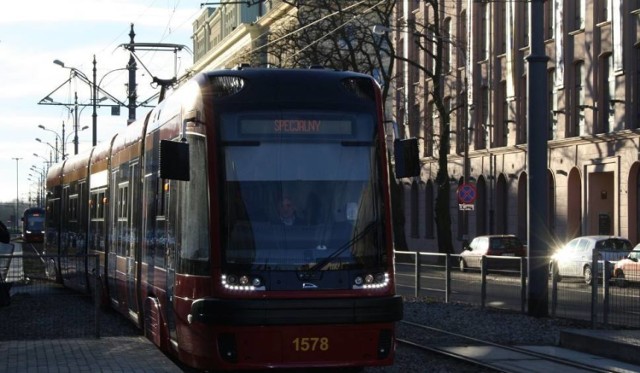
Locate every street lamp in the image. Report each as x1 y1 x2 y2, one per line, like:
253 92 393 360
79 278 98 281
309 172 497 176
12 157 22 233
54 59 89 154
66 125 89 146
35 138 58 163
29 165 46 208
53 57 126 147
38 123 65 160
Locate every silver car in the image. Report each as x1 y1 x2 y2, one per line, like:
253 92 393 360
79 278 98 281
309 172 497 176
549 236 632 285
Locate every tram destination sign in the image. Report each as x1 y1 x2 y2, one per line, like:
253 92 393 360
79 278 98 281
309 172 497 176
240 118 353 136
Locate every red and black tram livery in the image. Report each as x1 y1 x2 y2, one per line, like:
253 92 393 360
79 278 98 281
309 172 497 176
22 207 45 243
45 68 402 371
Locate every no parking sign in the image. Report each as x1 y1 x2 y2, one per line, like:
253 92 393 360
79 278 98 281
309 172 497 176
457 183 477 210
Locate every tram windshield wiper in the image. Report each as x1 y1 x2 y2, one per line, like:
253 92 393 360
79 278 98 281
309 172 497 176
300 221 379 276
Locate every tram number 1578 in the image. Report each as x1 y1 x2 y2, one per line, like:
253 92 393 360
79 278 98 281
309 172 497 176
292 337 330 352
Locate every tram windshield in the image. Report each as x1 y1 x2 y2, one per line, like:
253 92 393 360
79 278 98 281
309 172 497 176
26 215 45 231
220 111 385 271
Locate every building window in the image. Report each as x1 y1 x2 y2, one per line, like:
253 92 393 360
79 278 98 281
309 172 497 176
573 61 585 136
575 0 585 30
601 55 613 133
544 0 554 40
548 69 556 140
480 3 489 60
480 86 489 149
498 82 508 147
497 3 506 54
425 101 434 157
459 10 467 69
522 2 529 47
518 76 527 144
444 17 452 73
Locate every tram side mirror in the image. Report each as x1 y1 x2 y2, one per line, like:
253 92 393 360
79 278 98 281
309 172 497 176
159 140 190 181
394 138 420 178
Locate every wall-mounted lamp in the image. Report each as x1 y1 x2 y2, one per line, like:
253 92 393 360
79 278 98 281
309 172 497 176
552 109 565 115
556 169 568 176
508 173 518 179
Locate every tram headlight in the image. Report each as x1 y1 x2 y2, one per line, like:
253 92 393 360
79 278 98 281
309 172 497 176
239 275 249 286
354 276 364 286
221 273 265 291
226 274 238 285
353 272 390 289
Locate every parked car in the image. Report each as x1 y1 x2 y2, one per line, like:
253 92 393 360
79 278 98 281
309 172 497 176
612 245 640 286
459 235 526 272
549 236 632 285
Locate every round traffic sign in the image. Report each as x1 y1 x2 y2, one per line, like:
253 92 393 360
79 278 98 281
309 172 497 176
457 183 477 204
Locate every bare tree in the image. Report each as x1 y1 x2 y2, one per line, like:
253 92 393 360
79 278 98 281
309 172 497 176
246 1 459 254
393 0 463 254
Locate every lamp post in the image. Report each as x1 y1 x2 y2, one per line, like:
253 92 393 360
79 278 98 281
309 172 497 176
29 165 46 207
12 157 22 233
38 123 66 160
35 138 58 163
54 59 88 154
52 57 129 147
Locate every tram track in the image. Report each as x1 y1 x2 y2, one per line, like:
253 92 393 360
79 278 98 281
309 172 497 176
396 320 614 373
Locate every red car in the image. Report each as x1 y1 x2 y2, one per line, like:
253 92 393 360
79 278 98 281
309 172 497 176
613 245 640 286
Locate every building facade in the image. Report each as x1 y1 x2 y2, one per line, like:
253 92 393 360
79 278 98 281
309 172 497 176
395 0 640 252
191 0 293 72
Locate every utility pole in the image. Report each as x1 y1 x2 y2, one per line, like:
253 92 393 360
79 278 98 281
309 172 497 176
128 24 137 124
92 55 97 146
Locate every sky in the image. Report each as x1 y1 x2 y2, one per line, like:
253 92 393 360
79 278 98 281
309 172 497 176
0 0 203 204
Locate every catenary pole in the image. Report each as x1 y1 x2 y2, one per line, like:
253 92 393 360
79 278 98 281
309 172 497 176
527 0 549 317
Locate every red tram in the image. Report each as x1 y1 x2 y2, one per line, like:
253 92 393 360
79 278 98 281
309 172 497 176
45 68 404 371
22 207 45 243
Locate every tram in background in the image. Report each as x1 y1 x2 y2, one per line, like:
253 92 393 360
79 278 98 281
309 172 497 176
22 207 45 243
45 68 417 371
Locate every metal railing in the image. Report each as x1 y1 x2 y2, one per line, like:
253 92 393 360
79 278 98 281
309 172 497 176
0 249 101 339
394 250 640 328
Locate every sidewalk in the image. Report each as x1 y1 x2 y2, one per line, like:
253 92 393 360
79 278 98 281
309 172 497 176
0 336 184 373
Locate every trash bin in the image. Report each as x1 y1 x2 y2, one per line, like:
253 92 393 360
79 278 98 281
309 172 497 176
0 282 12 306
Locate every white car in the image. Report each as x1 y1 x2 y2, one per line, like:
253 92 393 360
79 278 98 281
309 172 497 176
549 236 632 285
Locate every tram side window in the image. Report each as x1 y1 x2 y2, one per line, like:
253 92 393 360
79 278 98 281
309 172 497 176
69 195 78 222
177 135 209 275
116 184 129 256
118 185 129 219
91 191 106 220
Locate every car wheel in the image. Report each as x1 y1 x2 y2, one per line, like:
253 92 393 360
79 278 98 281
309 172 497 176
459 258 466 273
583 265 593 286
614 269 627 288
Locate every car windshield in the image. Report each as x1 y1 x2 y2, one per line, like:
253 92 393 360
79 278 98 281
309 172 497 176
595 239 632 251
